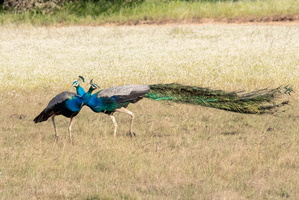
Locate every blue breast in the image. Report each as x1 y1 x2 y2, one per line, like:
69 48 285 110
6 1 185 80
86 96 119 113
65 97 83 112
75 85 122 113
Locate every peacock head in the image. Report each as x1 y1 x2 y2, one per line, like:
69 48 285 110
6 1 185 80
72 81 80 87
90 79 99 90
72 76 85 88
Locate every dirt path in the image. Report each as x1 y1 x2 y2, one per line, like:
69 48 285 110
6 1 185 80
116 15 299 26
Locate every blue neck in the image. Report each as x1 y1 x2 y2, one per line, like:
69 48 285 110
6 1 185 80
76 85 85 96
66 86 95 112
81 86 94 104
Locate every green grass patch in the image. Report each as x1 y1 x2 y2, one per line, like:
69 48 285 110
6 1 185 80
0 0 298 25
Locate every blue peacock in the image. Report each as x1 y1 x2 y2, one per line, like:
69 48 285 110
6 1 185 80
73 76 290 137
34 79 99 143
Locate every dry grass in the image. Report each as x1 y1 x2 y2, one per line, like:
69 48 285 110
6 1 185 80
0 24 299 199
0 24 298 91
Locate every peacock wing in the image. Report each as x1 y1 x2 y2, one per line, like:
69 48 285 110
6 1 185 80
34 92 80 123
46 92 79 108
97 85 150 98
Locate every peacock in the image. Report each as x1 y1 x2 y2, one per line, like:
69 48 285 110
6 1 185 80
34 79 99 143
74 80 149 137
73 76 290 137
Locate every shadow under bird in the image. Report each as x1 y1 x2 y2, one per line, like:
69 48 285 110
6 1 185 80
33 79 99 143
73 76 291 137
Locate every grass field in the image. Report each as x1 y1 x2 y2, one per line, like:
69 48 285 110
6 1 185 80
0 23 299 199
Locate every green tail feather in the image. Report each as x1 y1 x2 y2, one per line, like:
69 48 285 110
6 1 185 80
145 83 292 114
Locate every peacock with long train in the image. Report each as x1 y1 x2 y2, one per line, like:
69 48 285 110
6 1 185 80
34 79 99 144
73 76 290 137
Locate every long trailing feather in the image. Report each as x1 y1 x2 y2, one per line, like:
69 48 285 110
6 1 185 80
145 83 291 114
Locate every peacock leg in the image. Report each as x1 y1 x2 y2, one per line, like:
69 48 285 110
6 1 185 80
116 107 135 137
68 117 75 145
51 115 59 142
109 114 118 137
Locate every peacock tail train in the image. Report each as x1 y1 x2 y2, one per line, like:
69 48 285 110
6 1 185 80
145 83 291 114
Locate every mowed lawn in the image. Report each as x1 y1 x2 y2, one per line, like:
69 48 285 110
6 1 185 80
0 23 299 199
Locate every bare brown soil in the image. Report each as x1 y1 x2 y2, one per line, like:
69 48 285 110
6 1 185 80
120 15 299 25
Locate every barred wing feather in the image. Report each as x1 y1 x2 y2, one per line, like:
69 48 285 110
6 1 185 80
97 85 150 98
